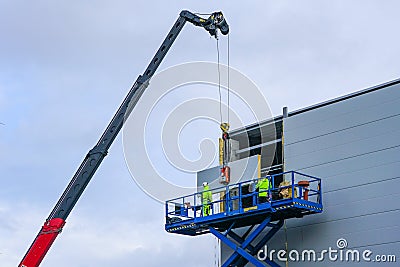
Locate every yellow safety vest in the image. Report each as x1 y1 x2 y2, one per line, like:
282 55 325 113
202 185 212 204
256 178 271 197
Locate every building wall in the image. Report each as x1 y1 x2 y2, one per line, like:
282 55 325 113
221 80 400 266
270 81 400 266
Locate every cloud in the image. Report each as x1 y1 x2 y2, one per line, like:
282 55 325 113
0 201 48 266
0 198 216 267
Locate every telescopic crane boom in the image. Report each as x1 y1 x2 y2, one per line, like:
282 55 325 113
19 10 229 267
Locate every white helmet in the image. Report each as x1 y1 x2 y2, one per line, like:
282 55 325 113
202 182 208 187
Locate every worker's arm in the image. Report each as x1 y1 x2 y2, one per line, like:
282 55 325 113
255 180 261 189
207 191 213 202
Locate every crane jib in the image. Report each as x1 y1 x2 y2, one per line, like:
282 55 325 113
19 10 229 267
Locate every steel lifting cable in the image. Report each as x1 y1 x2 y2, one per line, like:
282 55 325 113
216 38 223 124
227 33 230 125
216 34 231 125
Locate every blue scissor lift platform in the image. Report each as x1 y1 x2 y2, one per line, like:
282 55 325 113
165 171 323 267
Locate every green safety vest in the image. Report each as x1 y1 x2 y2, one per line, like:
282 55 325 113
202 185 212 204
256 178 272 197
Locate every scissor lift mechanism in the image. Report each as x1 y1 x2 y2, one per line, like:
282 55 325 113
165 171 323 267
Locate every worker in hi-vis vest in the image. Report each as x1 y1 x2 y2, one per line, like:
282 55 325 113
202 182 213 216
256 177 272 204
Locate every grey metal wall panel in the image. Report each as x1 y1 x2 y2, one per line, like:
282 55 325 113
285 130 399 170
319 177 400 207
295 147 400 178
280 178 400 229
285 101 400 145
289 210 400 239
285 114 400 159
321 163 400 192
285 85 400 145
282 193 399 228
285 83 400 132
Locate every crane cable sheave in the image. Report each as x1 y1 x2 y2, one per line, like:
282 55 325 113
180 10 229 38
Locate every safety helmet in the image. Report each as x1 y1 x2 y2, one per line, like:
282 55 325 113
202 182 208 187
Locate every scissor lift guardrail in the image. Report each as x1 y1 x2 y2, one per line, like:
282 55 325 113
165 171 323 267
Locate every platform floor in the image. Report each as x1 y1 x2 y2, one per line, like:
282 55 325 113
165 197 322 236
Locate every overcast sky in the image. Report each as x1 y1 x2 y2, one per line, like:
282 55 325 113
1 1 400 266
